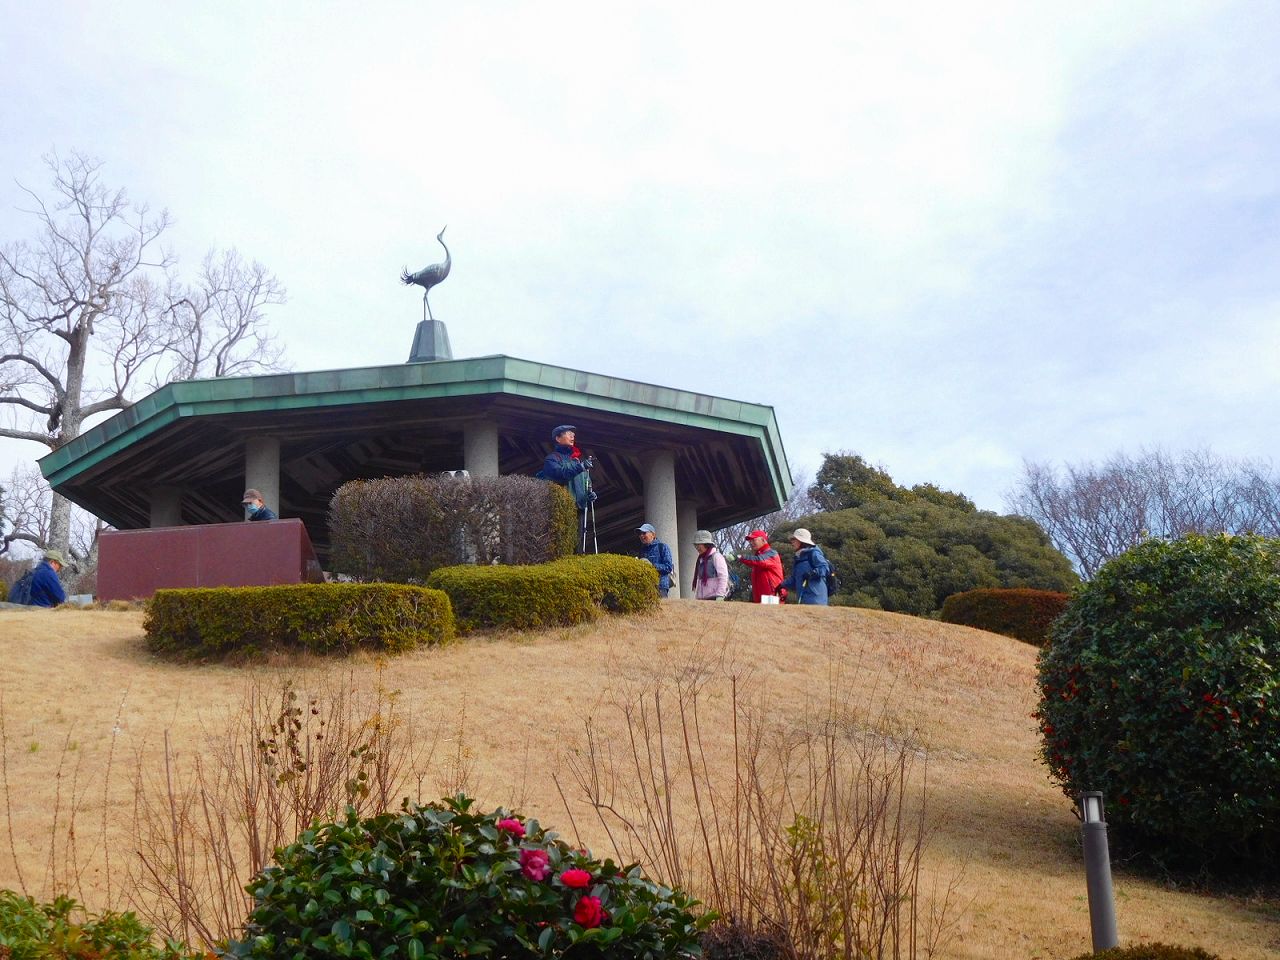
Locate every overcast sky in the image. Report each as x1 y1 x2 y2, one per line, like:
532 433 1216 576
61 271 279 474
2 0 1277 512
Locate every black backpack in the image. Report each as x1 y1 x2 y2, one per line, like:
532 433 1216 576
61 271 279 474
7 570 35 605
823 564 841 597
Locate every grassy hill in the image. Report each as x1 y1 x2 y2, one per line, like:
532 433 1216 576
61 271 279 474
0 603 1276 959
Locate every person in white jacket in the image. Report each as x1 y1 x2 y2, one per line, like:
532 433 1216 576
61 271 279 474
691 530 730 600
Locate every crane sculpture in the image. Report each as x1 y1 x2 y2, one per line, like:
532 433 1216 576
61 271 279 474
401 226 451 321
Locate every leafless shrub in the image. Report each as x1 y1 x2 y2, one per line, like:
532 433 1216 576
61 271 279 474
558 661 961 959
1008 447 1280 577
329 474 577 582
129 668 441 948
0 689 127 907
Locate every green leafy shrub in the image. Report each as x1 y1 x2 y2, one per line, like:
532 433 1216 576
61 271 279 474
1036 533 1280 873
427 553 658 632
226 795 711 960
775 452 1078 616
939 587 1070 645
329 474 577 583
547 554 660 614
426 566 596 633
1066 944 1226 960
0 890 198 960
144 583 455 659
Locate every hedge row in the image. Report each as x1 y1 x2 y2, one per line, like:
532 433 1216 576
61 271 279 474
142 555 658 657
328 474 578 583
939 587 1070 646
427 554 659 632
144 583 455 658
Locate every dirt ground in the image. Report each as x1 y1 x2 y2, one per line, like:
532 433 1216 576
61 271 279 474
0 604 1276 959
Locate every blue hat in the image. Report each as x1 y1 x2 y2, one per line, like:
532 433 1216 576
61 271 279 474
552 424 577 440
637 523 656 534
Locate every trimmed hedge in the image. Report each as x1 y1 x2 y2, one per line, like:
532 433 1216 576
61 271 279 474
940 587 1070 645
427 553 659 632
144 583 455 658
1038 533 1280 873
329 474 578 583
548 554 661 614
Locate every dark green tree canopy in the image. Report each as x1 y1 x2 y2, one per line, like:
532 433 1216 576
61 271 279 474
775 452 1076 615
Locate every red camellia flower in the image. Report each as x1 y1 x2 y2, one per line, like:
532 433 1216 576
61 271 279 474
519 848 551 881
497 817 526 838
573 895 606 929
560 868 591 889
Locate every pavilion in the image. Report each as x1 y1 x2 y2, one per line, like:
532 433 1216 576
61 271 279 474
39 347 791 598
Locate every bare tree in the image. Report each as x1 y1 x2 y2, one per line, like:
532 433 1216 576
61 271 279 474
1 464 104 564
1007 447 1280 578
714 469 820 556
0 151 286 552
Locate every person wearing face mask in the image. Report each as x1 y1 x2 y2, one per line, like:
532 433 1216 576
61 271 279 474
241 488 278 521
636 522 674 598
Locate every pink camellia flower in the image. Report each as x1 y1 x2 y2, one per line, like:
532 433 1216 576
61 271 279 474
519 848 551 881
497 817 526 838
574 895 606 929
559 868 591 889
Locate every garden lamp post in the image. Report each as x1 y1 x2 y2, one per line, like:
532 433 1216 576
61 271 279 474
1080 791 1119 952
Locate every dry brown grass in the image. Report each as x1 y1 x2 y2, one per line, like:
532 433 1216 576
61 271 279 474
0 603 1278 959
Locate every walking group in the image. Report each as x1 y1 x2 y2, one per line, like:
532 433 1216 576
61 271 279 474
630 523 832 605
535 423 833 605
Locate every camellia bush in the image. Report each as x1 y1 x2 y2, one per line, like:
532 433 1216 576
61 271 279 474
226 795 711 960
1036 533 1280 872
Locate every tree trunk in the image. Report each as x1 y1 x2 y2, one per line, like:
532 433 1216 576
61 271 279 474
48 491 73 555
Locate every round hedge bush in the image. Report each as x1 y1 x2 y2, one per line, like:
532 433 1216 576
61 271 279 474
227 795 710 960
1036 533 1280 872
940 587 1070 646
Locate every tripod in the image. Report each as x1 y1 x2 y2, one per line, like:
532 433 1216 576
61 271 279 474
580 468 598 554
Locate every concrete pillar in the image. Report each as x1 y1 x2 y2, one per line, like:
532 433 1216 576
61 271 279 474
643 451 679 598
245 437 281 514
463 421 500 477
676 500 698 599
150 485 183 528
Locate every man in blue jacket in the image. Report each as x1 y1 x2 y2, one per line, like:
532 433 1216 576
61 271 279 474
27 550 68 607
535 425 595 509
637 523 674 598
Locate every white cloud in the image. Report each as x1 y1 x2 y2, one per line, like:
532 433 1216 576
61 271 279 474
0 0 1274 515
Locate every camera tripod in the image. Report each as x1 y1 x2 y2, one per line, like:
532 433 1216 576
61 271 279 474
580 467 598 554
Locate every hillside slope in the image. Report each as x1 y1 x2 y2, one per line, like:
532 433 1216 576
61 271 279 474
0 603 1276 959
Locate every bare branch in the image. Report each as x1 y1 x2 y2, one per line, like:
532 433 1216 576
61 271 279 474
0 152 286 551
1007 447 1280 577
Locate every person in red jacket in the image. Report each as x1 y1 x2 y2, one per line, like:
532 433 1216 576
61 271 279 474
736 529 783 603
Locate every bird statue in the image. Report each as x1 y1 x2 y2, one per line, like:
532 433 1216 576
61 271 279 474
401 227 452 322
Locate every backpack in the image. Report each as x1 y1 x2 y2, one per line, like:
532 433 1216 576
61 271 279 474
823 565 841 597
725 569 741 601
7 570 34 605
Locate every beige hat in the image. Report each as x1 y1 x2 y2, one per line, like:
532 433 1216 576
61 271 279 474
692 529 715 545
790 528 815 546
242 488 264 503
44 549 68 565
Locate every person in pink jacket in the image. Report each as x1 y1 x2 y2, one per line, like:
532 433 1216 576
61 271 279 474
691 530 730 600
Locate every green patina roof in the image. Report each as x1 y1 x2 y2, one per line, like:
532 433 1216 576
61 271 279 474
40 355 792 505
